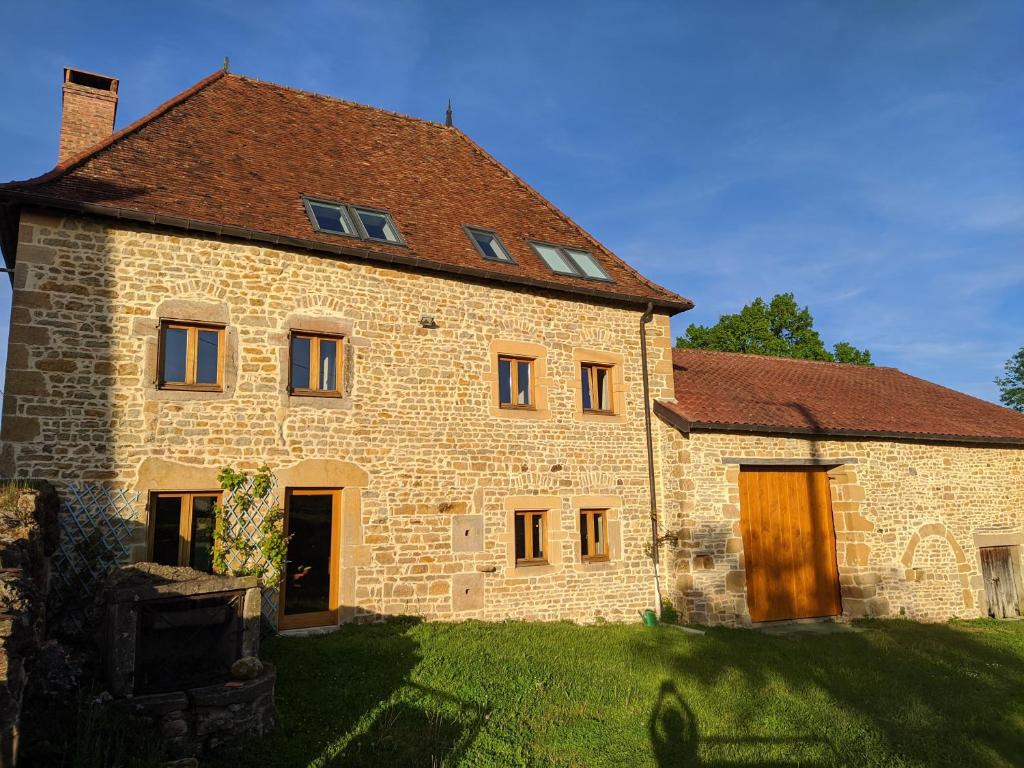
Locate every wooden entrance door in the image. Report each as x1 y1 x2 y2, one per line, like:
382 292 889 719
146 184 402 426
738 467 842 623
279 489 341 630
980 546 1022 619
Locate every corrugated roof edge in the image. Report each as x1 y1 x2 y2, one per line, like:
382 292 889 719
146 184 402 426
653 399 1024 447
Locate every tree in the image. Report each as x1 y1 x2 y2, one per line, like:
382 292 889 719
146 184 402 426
995 347 1024 412
676 293 872 365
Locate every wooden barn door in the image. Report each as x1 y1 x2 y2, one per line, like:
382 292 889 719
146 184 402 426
980 546 1022 619
739 467 842 623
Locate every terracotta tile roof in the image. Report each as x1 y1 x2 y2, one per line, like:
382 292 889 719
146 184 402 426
0 70 690 312
657 349 1024 445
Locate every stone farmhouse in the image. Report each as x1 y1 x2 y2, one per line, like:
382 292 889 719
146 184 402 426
0 68 1022 630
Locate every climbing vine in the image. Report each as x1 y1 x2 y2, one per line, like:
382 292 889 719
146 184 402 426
212 465 289 587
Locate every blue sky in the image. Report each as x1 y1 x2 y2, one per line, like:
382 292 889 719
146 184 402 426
1 1 1022 401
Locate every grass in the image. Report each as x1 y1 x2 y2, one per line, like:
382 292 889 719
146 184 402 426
207 618 1024 767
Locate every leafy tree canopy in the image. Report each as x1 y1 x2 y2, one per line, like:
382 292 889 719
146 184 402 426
676 293 873 365
995 347 1024 412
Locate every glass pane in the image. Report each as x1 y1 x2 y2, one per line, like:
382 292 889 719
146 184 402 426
284 494 334 616
514 514 526 561
596 367 610 410
517 361 531 406
580 513 589 557
162 327 188 383
472 231 511 262
309 202 353 235
319 339 338 391
498 358 512 405
593 512 605 555
291 337 311 390
532 243 577 275
151 496 182 566
531 515 544 560
189 496 217 572
565 248 612 280
196 330 220 385
581 365 592 410
357 209 400 242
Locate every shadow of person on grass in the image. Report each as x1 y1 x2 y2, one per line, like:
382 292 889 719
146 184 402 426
650 680 701 766
639 619 1024 767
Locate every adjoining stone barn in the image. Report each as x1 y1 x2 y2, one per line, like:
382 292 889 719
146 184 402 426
657 349 1024 626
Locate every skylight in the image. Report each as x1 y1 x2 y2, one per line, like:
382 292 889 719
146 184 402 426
465 226 514 263
529 242 613 282
302 197 404 244
353 207 403 243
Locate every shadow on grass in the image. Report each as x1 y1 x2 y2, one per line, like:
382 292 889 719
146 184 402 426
641 619 1024 767
206 617 485 768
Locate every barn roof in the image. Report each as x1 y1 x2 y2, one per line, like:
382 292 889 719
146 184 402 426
657 348 1024 446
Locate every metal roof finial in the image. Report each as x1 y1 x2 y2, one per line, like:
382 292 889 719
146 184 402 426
445 98 453 127
223 56 230 73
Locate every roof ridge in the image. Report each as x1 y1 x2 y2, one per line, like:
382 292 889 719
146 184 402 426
673 347 894 369
450 127 693 310
2 69 227 189
229 73 450 131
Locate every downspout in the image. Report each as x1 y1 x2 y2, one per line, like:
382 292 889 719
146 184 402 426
640 302 663 617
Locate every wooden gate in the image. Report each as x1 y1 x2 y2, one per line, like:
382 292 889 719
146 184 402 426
738 467 842 623
980 546 1022 619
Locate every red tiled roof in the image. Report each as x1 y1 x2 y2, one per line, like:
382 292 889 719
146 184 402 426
0 71 690 312
657 349 1024 445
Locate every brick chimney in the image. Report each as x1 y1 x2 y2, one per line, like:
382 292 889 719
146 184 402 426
59 67 119 164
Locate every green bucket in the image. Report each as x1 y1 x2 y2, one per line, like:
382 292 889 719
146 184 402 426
642 609 658 627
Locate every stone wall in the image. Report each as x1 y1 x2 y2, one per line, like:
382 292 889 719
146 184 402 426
2 212 676 624
0 482 59 766
658 425 1024 625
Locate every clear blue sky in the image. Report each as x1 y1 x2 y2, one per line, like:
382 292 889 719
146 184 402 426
2 1 1022 402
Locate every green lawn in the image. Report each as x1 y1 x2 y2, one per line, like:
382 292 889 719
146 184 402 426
208 618 1024 767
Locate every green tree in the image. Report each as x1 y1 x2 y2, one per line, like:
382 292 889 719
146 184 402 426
995 347 1024 412
676 293 872 365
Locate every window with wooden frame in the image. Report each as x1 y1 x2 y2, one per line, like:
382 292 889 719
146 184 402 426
159 321 225 391
498 355 534 409
581 363 614 413
579 509 609 562
148 492 221 572
289 331 344 396
514 510 547 566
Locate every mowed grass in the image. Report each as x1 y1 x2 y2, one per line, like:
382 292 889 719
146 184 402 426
208 618 1024 767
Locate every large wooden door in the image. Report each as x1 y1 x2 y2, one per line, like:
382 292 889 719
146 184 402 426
738 467 841 622
279 489 341 630
980 546 1022 619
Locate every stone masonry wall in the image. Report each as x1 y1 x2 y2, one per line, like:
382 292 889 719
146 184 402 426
2 212 676 624
658 425 1024 625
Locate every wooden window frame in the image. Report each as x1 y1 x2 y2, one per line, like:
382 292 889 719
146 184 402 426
498 355 535 410
147 491 222 570
158 321 225 392
514 510 548 566
579 509 610 562
581 363 615 414
289 331 345 398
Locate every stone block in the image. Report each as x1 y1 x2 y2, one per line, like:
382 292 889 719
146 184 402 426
725 570 746 594
452 572 485 612
451 515 484 552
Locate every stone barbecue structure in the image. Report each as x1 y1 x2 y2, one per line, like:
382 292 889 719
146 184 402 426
0 66 1022 633
102 564 275 756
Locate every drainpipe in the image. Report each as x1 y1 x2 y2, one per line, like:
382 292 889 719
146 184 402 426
640 302 663 617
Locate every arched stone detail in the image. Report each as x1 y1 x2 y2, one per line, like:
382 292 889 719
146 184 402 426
164 277 229 303
293 294 350 315
901 522 973 610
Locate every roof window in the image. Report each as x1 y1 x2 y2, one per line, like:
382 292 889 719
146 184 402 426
465 226 514 263
529 242 613 282
302 197 404 244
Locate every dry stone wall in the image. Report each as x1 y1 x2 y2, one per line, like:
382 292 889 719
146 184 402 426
658 424 1024 625
2 212 677 624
